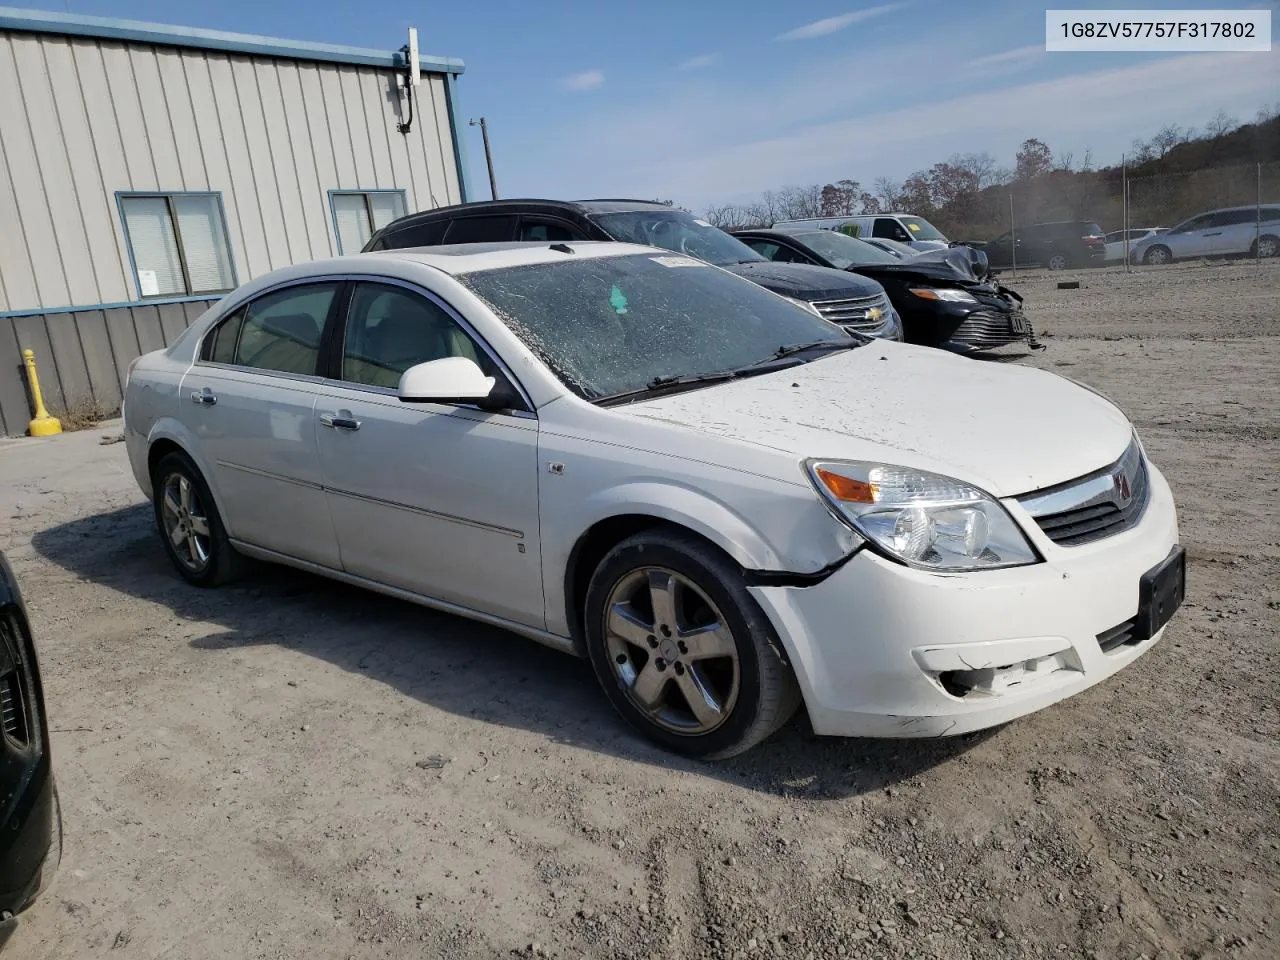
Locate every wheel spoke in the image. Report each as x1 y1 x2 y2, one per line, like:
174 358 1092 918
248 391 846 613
162 487 182 519
631 661 668 709
169 524 188 549
647 571 679 633
188 514 211 538
178 475 192 513
675 667 722 729
679 621 734 661
607 602 653 647
188 531 207 566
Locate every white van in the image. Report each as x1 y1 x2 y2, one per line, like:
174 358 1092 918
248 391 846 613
773 213 950 252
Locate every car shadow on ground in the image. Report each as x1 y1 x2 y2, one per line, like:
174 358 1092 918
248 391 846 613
32 504 998 798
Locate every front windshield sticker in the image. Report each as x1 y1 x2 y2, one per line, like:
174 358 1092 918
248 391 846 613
650 255 702 268
907 223 921 232
610 284 629 314
693 219 713 227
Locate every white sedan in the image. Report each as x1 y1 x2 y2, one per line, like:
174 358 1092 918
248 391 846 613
1103 228 1168 262
122 242 1184 758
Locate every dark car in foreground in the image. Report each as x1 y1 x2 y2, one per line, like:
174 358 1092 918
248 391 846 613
978 221 1106 271
1 551 58 923
733 228 1039 354
364 199 903 340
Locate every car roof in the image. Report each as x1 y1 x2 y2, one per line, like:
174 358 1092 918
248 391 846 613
379 197 676 224
368 241 663 273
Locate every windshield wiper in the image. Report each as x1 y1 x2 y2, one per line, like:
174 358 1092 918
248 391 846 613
593 370 739 406
741 339 862 368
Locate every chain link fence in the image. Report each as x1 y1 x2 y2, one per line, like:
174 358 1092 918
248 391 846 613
988 161 1280 275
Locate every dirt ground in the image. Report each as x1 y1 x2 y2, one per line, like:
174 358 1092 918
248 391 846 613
1 259 1277 960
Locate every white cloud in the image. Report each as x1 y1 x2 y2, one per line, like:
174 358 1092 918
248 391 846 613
677 53 721 72
528 47 1278 207
968 44 1045 71
775 4 906 41
559 69 604 92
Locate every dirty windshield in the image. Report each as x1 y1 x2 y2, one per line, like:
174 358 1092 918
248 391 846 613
459 253 851 401
590 210 765 267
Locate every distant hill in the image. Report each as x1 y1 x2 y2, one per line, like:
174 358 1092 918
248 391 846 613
938 117 1280 242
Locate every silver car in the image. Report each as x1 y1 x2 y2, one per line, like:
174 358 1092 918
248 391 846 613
1131 205 1280 265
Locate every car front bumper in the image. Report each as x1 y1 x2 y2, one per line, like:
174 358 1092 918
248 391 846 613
748 461 1180 738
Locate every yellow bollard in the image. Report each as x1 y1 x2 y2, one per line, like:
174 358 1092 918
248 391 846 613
22 349 62 437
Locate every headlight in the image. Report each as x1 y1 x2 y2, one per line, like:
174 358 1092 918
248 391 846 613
806 460 1039 571
908 287 977 303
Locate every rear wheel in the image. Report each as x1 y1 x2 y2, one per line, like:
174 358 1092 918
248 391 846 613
1144 245 1172 266
152 450 245 587
584 530 800 759
1046 254 1069 271
1252 235 1278 259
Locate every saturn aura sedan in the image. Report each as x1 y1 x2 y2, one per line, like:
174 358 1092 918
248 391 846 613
122 242 1184 758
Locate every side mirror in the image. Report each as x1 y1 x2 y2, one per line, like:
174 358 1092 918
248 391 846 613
398 357 496 405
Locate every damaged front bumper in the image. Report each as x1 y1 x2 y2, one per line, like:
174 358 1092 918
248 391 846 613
747 462 1179 738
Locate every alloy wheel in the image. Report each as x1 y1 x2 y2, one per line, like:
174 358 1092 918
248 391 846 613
1258 237 1278 258
603 567 740 735
1146 247 1170 265
1047 255 1068 271
161 472 212 573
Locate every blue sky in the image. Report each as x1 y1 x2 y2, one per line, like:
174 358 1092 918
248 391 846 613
16 1 1279 209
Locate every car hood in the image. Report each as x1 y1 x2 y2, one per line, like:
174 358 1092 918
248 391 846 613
724 261 884 301
620 343 1132 497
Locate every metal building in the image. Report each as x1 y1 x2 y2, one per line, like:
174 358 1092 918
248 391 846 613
0 6 469 435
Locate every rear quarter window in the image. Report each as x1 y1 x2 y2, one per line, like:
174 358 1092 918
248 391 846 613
443 216 517 244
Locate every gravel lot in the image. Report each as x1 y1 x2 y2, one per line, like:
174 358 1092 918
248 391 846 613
2 259 1277 960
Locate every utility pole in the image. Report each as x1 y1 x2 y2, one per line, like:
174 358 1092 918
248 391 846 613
469 117 498 200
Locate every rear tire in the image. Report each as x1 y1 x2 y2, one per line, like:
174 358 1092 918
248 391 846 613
583 529 800 759
1252 234 1278 259
1046 254 1069 271
1144 245 1172 266
152 450 246 587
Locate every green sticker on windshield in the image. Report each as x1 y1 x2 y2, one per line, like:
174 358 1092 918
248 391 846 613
610 284 629 314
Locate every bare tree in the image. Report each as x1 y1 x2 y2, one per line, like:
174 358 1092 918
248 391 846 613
1054 151 1074 172
1079 147 1094 172
873 176 902 211
1203 110 1238 139
1149 123 1187 158
1256 101 1279 124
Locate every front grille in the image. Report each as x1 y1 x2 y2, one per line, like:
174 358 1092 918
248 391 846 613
811 294 890 332
1019 440 1150 547
1 616 32 745
951 310 1030 349
1 672 27 743
1097 617 1140 654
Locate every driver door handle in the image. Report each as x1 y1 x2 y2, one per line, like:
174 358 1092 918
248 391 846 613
320 412 361 431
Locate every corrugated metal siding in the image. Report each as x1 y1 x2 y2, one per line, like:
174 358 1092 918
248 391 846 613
0 298 219 436
0 29 463 314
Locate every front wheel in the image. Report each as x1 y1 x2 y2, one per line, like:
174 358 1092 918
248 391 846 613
1046 254 1069 271
1144 245 1172 266
152 450 246 587
584 529 800 759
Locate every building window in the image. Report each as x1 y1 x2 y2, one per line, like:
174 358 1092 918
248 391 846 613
330 190 408 254
118 192 236 298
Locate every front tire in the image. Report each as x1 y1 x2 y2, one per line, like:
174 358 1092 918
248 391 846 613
1046 254 1069 271
152 450 245 587
1144 245 1172 266
583 529 800 759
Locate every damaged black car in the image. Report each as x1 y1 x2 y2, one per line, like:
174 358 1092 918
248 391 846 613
732 228 1041 355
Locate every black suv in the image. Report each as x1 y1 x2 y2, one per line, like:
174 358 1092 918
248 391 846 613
364 200 903 340
1 550 58 923
980 221 1106 271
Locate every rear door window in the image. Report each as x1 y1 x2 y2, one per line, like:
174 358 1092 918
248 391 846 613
443 216 517 244
378 220 449 250
234 283 340 376
517 218 578 242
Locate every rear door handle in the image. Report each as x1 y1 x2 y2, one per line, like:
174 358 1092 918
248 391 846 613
190 388 216 405
320 413 361 431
